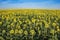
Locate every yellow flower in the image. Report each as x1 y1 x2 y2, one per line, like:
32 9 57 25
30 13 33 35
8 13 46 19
2 30 6 33
57 28 60 32
24 30 28 36
23 24 27 29
30 30 36 36
28 21 31 24
0 22 2 25
10 29 14 34
43 20 46 23
36 23 39 26
56 26 59 29
13 18 16 22
45 23 49 28
10 23 14 27
32 18 36 23
16 26 21 29
15 29 19 34
52 23 56 27
19 21 22 24
19 29 23 34
50 29 55 35
2 15 4 19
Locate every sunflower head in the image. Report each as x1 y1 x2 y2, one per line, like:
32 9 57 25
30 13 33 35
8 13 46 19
2 30 6 34
52 22 57 27
10 29 14 34
31 18 36 23
0 21 2 25
15 29 19 34
19 29 23 34
30 29 36 36
24 30 28 36
45 23 49 28
50 29 55 35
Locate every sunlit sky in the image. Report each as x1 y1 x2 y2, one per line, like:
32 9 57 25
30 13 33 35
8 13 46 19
0 0 60 9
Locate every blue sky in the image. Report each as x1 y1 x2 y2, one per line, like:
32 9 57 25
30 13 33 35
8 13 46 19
0 0 60 9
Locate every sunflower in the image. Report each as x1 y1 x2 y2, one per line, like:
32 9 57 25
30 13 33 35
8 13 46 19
19 29 23 34
0 21 2 25
30 29 36 36
24 30 28 36
52 22 57 27
57 28 60 32
45 23 49 28
13 18 16 22
19 21 22 24
10 29 14 34
50 29 55 35
15 29 19 34
2 30 6 34
31 18 36 23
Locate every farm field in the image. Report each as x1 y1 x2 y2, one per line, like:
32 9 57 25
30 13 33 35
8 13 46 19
0 9 60 40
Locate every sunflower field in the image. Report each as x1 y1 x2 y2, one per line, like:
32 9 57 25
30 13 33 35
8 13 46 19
0 9 60 40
